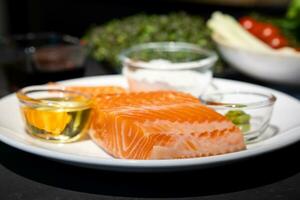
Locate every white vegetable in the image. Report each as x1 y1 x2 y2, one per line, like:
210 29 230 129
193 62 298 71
207 12 272 53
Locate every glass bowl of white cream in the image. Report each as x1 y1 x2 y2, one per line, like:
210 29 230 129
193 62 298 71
119 42 218 97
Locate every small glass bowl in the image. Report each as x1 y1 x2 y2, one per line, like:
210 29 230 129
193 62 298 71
16 85 92 143
2 33 87 91
201 91 276 143
119 42 218 97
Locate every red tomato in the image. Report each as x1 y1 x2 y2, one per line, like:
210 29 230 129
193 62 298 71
260 24 279 41
249 22 265 39
239 17 266 39
239 17 256 30
265 36 288 49
239 16 289 49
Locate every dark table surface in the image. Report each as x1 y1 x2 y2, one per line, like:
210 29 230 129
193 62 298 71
1 61 300 200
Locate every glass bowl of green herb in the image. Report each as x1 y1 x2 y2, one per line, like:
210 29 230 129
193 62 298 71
119 42 218 97
201 91 276 143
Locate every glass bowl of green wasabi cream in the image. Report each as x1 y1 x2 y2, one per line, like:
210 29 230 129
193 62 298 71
201 91 276 143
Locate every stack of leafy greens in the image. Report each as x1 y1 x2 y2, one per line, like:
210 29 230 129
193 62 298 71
83 12 214 72
276 0 300 47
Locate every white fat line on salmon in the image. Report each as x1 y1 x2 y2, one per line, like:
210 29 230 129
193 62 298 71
120 121 140 154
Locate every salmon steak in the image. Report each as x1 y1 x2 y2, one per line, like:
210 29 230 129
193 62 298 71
64 86 126 97
90 91 246 160
48 83 126 97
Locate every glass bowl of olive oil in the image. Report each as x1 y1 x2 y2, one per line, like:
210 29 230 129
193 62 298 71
201 91 276 143
16 85 92 143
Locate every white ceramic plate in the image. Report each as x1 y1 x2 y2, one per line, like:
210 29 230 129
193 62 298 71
0 75 300 172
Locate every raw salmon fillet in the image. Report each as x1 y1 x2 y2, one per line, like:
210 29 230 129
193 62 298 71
90 91 245 160
63 86 126 97
48 83 126 97
92 91 200 109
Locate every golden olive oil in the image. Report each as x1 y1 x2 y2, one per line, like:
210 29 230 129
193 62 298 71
21 97 92 142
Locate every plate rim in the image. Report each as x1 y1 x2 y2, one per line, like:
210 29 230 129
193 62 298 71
1 75 300 170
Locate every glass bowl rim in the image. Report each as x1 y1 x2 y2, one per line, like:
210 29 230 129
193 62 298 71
118 42 218 71
16 85 92 109
201 91 277 109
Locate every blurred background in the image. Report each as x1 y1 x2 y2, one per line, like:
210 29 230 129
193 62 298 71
0 0 289 36
1 0 299 97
